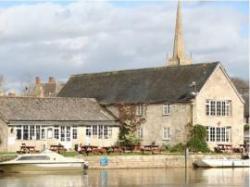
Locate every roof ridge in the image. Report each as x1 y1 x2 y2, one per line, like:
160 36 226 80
0 96 97 101
71 62 220 78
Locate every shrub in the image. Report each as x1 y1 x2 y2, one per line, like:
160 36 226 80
187 124 210 152
169 143 185 152
244 124 249 131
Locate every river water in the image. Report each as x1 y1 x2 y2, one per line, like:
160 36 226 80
0 168 249 187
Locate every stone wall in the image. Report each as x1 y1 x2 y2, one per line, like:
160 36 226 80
107 103 191 146
83 154 242 169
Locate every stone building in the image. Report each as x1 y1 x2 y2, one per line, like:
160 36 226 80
24 76 65 97
58 2 245 149
0 97 120 152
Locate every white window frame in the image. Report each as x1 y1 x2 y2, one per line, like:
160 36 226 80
137 127 143 139
162 127 171 140
162 104 171 116
206 100 232 116
72 126 77 140
136 104 144 116
16 126 22 140
54 126 59 139
207 126 231 143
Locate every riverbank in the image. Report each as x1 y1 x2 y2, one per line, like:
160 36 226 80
81 153 241 169
0 152 242 169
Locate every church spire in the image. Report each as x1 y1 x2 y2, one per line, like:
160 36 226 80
168 0 191 66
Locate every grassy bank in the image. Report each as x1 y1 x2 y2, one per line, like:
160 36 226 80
0 152 17 162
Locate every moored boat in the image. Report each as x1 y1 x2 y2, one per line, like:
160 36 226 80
0 149 88 174
193 158 250 168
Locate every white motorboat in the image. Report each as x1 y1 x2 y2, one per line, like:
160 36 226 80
0 149 88 174
193 158 250 168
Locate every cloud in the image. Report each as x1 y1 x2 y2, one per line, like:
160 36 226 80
0 1 248 92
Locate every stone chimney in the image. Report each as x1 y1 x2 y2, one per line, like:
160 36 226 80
35 76 41 85
48 76 55 84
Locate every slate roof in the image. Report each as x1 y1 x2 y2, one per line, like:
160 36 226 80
0 97 118 123
58 62 219 104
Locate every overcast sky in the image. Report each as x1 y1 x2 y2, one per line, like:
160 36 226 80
0 0 248 92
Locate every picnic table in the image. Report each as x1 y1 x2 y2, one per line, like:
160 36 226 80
214 144 232 153
103 146 123 154
214 144 244 153
16 144 39 154
49 144 67 153
78 145 106 155
140 145 161 154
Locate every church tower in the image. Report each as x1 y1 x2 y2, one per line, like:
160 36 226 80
168 1 192 66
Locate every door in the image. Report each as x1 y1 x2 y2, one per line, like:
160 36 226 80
60 126 72 149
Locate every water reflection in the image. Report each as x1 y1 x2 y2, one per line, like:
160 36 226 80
0 168 248 187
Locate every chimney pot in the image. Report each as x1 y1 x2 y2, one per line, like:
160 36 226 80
35 76 41 85
48 76 55 83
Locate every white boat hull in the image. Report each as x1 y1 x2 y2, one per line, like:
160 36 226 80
194 159 250 168
0 150 88 174
0 162 87 174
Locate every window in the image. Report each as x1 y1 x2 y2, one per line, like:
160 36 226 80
216 102 221 116
207 126 231 143
93 126 97 136
216 128 221 141
86 126 92 137
206 100 232 116
98 125 103 139
136 105 144 116
29 126 35 140
108 127 112 138
66 126 71 141
54 127 59 139
85 125 113 139
104 126 108 139
226 127 231 142
41 127 46 140
210 127 215 142
18 156 50 161
163 127 170 140
163 104 170 116
16 126 22 140
47 128 53 139
225 101 231 116
72 126 77 139
36 126 40 140
137 127 143 139
61 126 65 141
211 101 216 116
23 125 29 140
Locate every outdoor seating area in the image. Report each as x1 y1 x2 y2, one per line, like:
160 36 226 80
140 145 161 154
76 145 162 155
16 143 39 154
49 144 67 153
214 144 245 153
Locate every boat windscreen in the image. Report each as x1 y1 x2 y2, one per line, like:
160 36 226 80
17 155 50 161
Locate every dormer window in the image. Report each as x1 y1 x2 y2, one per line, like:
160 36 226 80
163 104 171 116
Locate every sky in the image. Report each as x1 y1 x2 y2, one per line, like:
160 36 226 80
0 0 248 92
